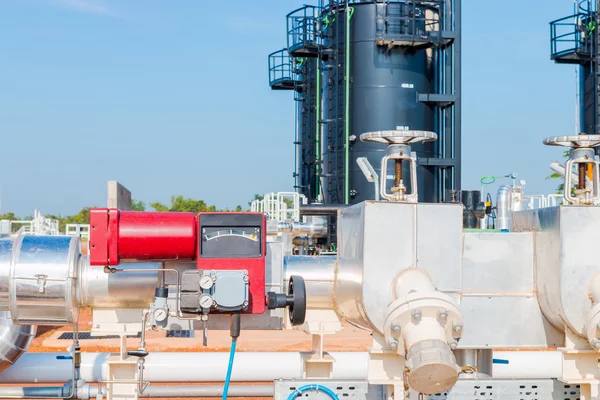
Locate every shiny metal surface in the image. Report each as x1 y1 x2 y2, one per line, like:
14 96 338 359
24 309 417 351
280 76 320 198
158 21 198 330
284 256 335 309
496 185 513 230
453 349 492 377
0 311 35 372
10 235 79 325
0 239 15 311
514 206 600 336
336 202 463 333
460 231 562 348
78 257 160 308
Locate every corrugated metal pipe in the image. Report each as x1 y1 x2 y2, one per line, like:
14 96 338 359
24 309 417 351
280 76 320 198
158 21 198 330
0 311 35 373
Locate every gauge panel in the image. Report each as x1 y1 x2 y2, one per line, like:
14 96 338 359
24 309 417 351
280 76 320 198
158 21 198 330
196 212 266 314
200 226 261 258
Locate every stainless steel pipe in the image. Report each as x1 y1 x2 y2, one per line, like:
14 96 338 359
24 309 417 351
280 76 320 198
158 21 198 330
0 311 36 373
299 204 348 216
284 256 335 309
78 257 160 309
496 185 513 231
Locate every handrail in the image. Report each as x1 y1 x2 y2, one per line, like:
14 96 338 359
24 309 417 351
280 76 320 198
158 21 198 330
550 13 592 59
286 5 319 52
268 49 294 87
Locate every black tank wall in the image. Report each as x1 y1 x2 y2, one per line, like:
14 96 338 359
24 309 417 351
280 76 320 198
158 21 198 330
321 1 437 205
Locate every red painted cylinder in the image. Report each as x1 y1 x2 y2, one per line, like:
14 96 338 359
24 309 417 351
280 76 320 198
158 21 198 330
89 209 197 265
117 211 197 262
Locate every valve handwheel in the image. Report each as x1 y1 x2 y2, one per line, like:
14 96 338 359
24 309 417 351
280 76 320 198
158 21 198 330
266 275 306 326
543 134 600 205
287 275 306 326
543 135 600 149
359 130 438 203
360 130 438 145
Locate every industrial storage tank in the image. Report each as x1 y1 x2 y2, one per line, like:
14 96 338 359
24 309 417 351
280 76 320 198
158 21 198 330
269 0 461 206
321 1 437 204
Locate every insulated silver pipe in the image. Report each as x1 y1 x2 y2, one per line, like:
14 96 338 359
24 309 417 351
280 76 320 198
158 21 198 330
496 185 513 231
284 256 335 309
78 257 160 309
0 312 35 373
269 219 328 239
299 204 348 216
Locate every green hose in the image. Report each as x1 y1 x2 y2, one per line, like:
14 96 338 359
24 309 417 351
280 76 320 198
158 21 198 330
344 6 354 204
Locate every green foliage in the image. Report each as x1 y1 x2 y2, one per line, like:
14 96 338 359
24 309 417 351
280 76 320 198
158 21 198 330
0 212 19 221
151 195 217 213
131 199 146 211
249 194 264 207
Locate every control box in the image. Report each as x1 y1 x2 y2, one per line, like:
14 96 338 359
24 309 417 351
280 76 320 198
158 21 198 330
197 213 266 314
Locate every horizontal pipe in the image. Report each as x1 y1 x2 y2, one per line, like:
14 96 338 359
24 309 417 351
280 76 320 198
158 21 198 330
0 384 273 399
284 256 335 309
0 351 563 384
299 204 348 216
0 352 369 383
0 387 65 397
491 351 562 379
140 385 274 398
78 259 160 309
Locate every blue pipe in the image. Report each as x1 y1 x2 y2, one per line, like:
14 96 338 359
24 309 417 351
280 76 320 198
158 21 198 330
287 384 340 400
222 339 237 400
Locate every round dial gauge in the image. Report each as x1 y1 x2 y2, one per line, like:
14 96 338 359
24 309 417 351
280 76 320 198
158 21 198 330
199 294 214 309
199 275 214 290
153 308 168 322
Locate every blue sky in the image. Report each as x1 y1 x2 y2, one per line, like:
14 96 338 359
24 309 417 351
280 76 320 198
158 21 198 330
0 0 577 216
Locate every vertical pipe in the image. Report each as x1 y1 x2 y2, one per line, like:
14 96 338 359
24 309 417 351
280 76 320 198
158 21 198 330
316 57 322 199
344 3 351 204
454 0 462 191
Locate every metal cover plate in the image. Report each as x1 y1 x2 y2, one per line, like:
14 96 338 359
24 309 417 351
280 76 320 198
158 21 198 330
428 379 580 400
274 381 374 400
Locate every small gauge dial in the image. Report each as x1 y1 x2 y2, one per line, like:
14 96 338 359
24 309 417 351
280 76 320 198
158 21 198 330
153 308 168 322
199 275 214 290
199 294 214 309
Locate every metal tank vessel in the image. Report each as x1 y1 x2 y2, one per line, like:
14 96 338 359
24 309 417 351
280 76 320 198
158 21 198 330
550 0 598 135
269 0 461 205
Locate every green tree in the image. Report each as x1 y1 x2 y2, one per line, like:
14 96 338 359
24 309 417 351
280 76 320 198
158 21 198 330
248 194 264 207
150 195 217 213
0 212 19 221
235 205 242 212
131 199 146 211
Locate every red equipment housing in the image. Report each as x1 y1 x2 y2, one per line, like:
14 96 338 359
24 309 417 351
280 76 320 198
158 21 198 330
89 209 267 314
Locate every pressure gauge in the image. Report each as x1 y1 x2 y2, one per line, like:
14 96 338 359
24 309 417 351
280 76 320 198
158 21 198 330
199 294 214 309
153 308 168 322
199 275 214 290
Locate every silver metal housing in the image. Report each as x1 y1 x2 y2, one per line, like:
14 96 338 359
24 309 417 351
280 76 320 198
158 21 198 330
8 235 79 325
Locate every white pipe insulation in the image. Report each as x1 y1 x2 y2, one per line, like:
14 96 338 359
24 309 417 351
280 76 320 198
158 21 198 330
492 351 562 379
0 351 563 384
0 352 369 383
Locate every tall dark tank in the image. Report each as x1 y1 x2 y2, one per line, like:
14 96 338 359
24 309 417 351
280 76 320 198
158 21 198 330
550 2 598 135
349 2 436 204
269 0 461 208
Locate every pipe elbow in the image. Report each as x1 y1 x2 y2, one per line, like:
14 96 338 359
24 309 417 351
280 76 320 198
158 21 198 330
0 311 36 372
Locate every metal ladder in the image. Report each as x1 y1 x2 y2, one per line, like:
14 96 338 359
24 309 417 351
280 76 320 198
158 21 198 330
596 0 600 134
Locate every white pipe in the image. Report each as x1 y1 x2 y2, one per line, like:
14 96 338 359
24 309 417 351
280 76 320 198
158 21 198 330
0 351 563 383
0 352 369 383
492 351 562 379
